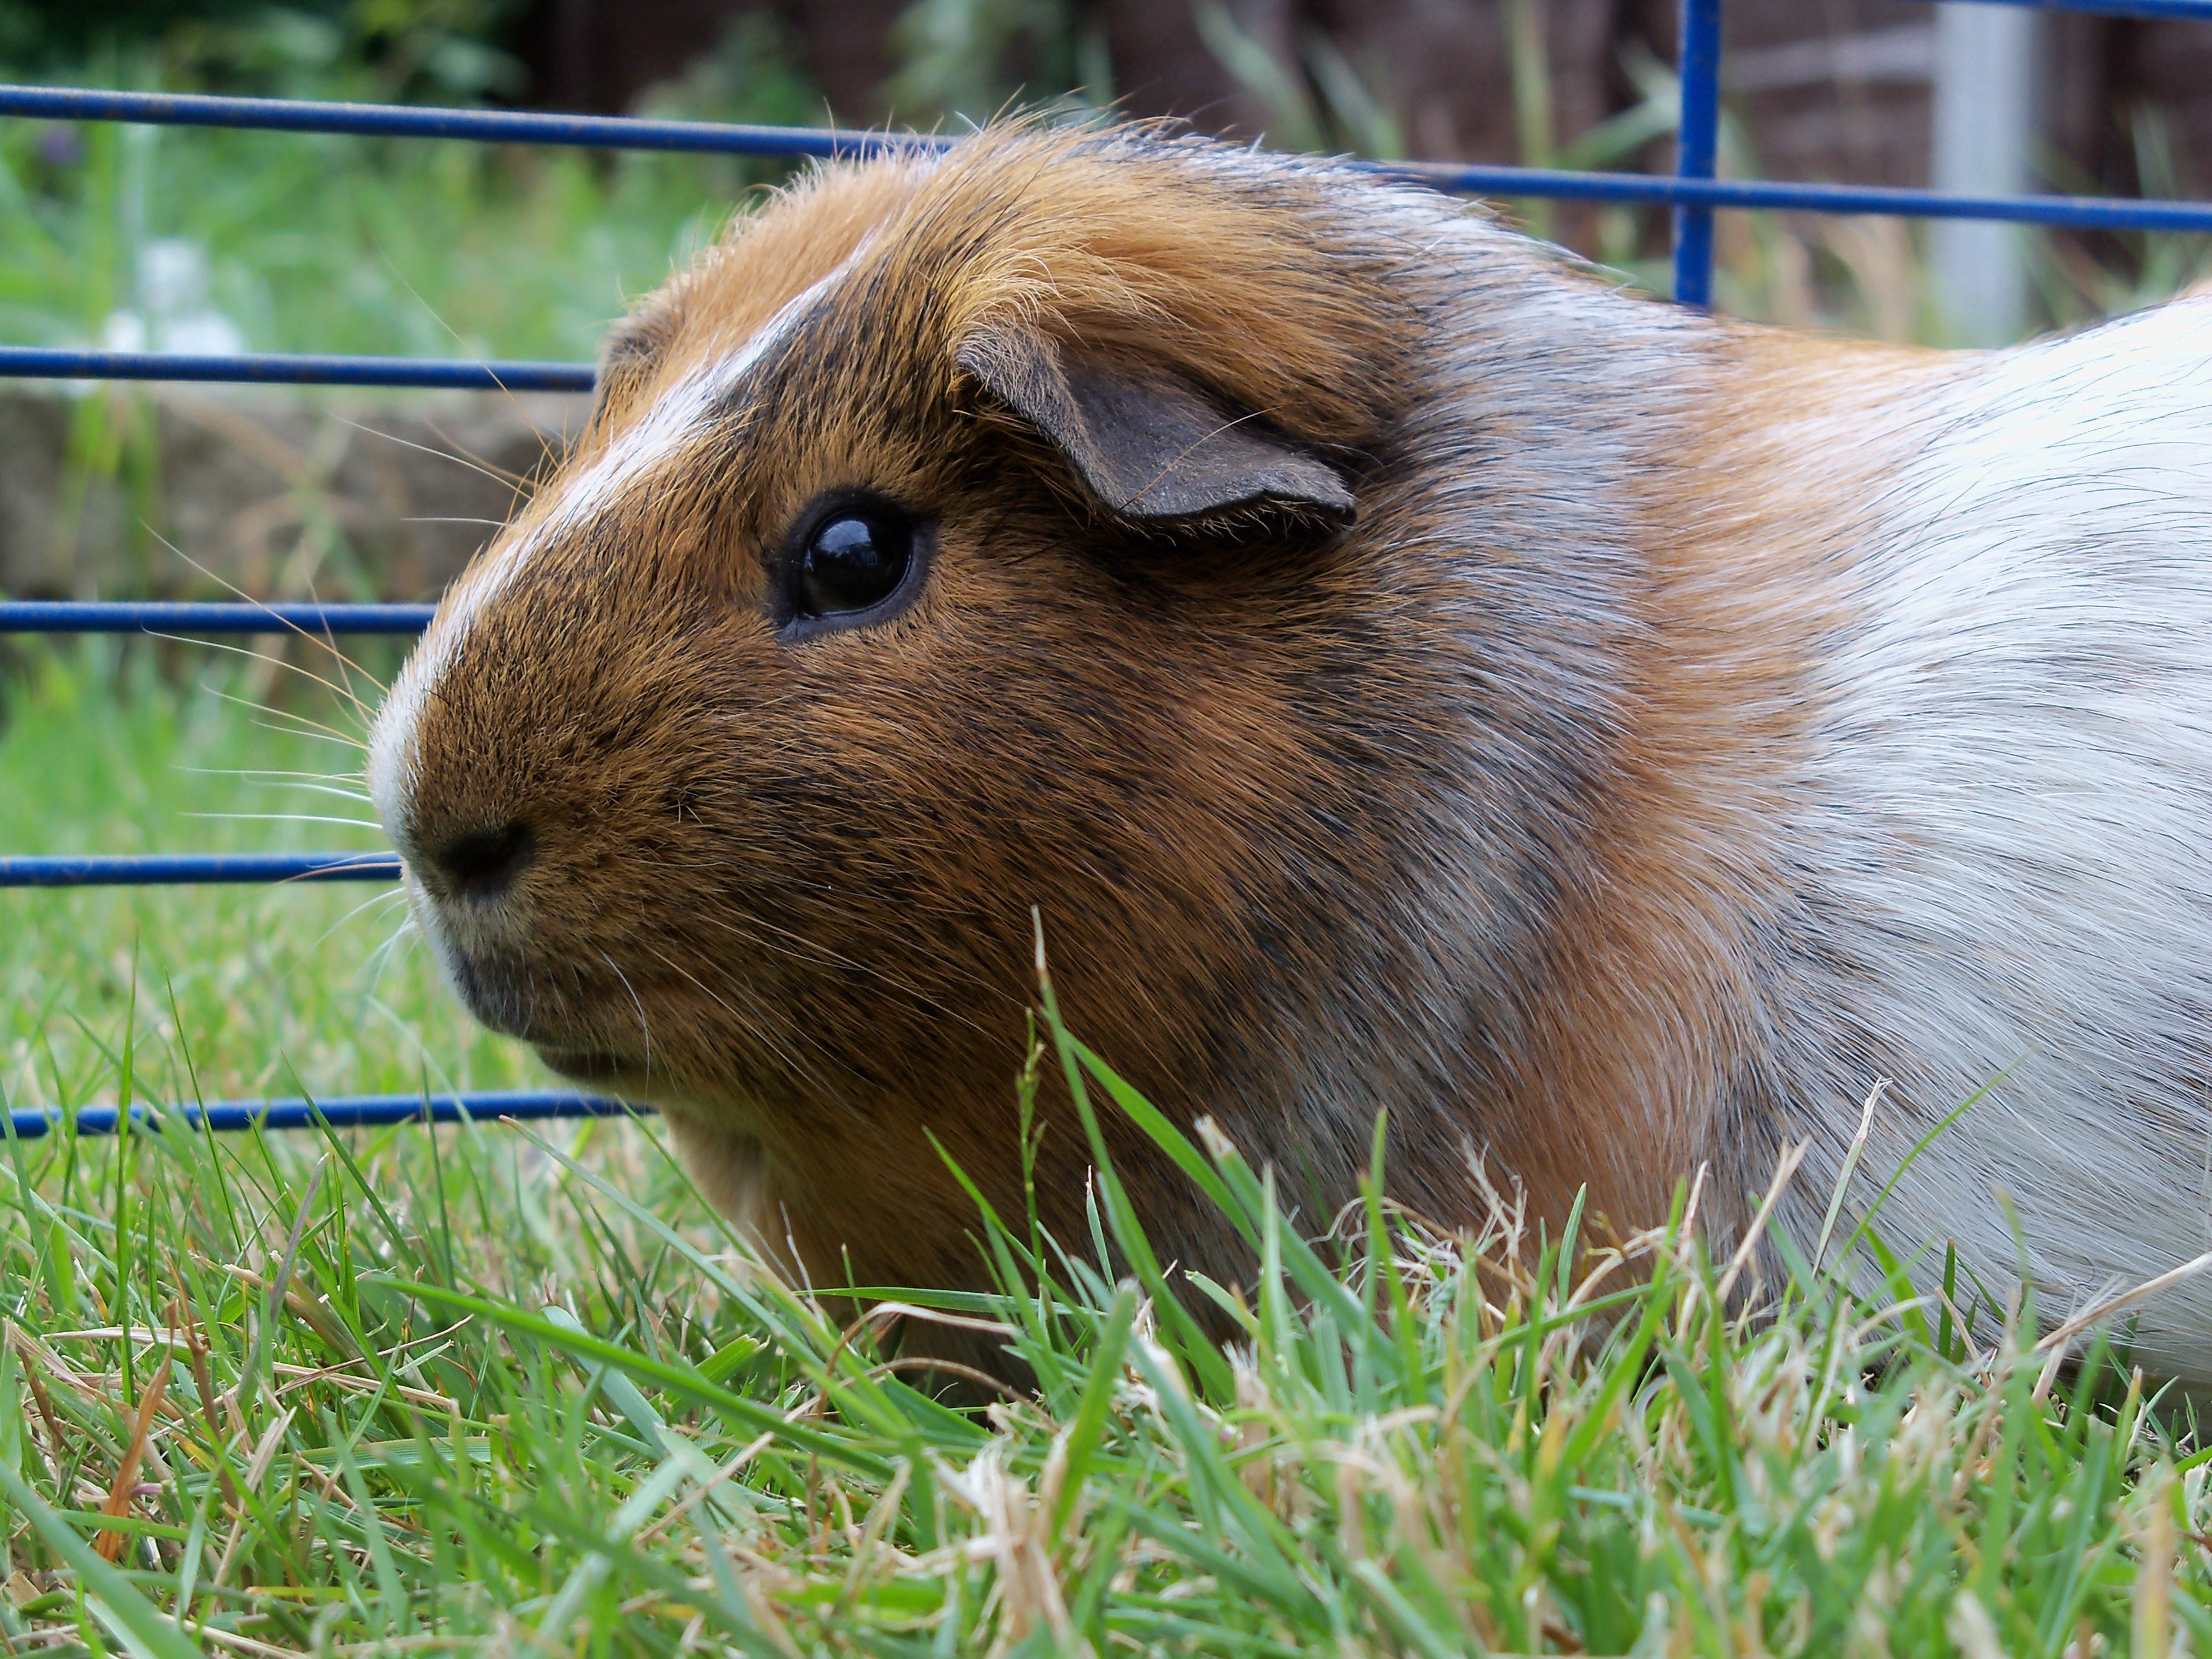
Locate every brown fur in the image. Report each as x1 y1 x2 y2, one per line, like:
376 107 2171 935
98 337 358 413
1502 333 1956 1234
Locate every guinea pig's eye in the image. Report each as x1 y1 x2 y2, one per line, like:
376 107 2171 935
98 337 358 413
797 505 914 619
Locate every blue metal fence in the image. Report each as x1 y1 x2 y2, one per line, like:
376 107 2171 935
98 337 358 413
5 0 2210 1138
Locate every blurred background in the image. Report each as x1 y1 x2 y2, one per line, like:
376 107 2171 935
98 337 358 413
1 0 2208 606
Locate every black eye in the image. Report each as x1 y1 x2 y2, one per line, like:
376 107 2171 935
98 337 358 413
797 506 913 619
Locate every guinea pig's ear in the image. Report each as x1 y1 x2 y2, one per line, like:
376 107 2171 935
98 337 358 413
591 295 680 426
956 321 1356 525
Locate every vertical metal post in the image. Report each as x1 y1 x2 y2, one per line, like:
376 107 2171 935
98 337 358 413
1930 3 2043 344
1672 0 1723 307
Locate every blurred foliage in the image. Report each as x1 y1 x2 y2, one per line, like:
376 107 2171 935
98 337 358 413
0 0 822 358
1193 1 1403 160
0 0 528 103
631 10 817 129
2036 104 2212 327
886 0 1111 125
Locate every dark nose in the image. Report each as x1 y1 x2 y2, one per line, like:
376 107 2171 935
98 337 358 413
423 820 537 901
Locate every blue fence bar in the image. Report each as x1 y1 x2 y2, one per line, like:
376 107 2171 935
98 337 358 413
1949 0 2212 15
0 84 945 160
7 1090 643 1140
1 601 435 634
0 346 595 392
0 852 400 887
1671 0 1724 306
1378 165 2212 233
0 102 2200 249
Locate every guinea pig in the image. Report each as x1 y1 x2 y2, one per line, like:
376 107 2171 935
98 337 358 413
366 121 2212 1379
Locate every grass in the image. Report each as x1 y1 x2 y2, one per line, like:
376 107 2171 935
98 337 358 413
5 650 2212 1655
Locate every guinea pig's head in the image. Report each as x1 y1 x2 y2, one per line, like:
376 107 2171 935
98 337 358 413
365 126 1427 1276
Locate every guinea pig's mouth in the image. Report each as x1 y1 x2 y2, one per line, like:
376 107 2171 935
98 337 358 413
399 870 665 1089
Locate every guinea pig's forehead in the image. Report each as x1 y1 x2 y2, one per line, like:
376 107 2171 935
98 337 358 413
655 164 916 383
514 253 878 553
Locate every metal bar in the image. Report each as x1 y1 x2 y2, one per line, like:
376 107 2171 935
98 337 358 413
0 853 399 887
0 93 2193 249
0 346 594 392
0 84 947 159
1931 2 2042 344
1378 164 2212 230
1672 0 1724 307
1940 0 2212 16
6 1090 644 1140
1 602 434 634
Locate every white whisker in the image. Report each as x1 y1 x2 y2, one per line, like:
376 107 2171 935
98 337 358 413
374 241 567 481
142 523 386 695
360 916 420 1005
246 720 369 752
600 949 654 1080
154 630 377 714
178 765 370 796
340 416 534 498
227 780 376 806
181 811 386 829
204 686 368 752
310 887 412 955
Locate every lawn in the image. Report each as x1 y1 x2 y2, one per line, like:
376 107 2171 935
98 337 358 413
4 646 2212 1656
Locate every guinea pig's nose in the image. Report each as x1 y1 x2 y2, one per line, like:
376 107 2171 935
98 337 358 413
422 819 537 902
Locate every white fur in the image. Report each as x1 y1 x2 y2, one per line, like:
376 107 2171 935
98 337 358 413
1780 297 2212 1371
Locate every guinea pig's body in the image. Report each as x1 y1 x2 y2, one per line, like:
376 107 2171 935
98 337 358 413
367 125 2212 1376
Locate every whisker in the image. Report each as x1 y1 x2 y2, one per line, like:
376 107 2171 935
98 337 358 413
360 916 420 1004
173 765 374 803
246 719 369 752
339 416 534 498
181 811 386 829
309 886 412 955
639 942 828 1094
374 243 557 474
678 904 1007 1041
300 574 370 717
178 764 365 784
426 409 572 509
159 631 378 714
206 686 369 751
429 415 554 494
202 779 375 806
142 524 386 695
600 949 654 1081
